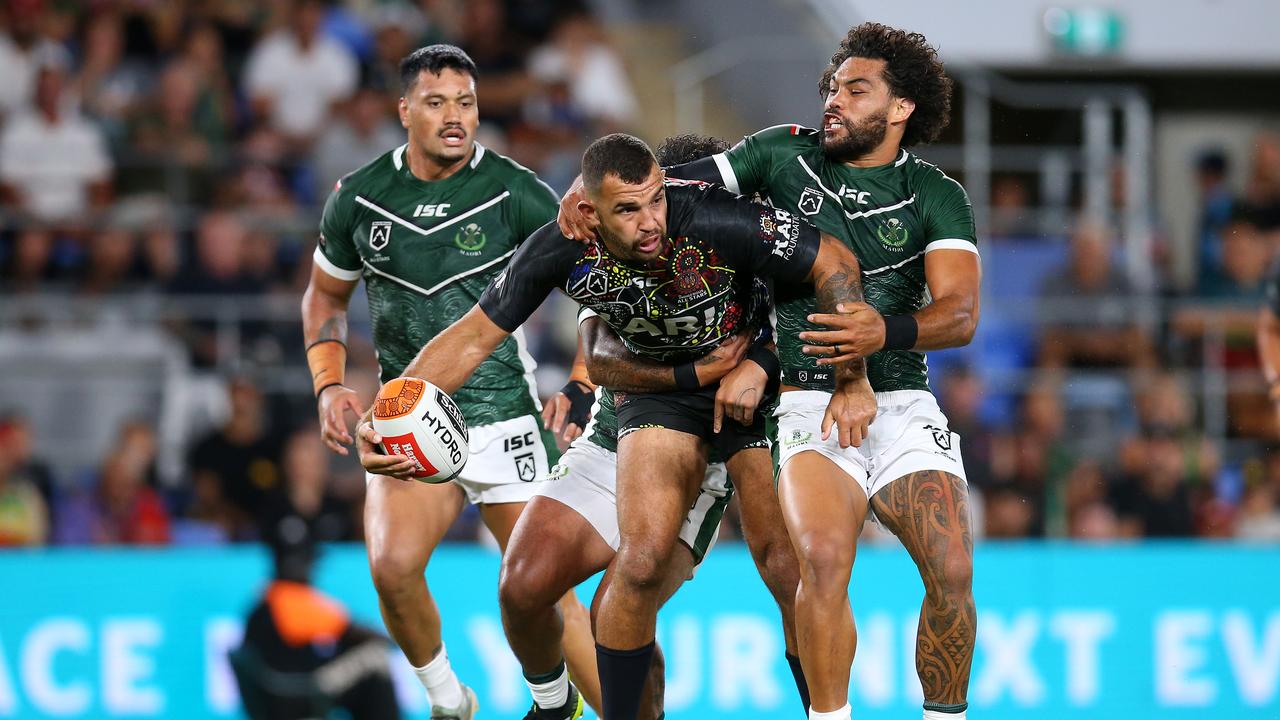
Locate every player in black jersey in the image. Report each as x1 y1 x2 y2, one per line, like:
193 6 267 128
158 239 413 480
357 133 875 720
560 24 980 720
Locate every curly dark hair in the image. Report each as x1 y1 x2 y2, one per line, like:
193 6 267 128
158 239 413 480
654 134 730 166
819 23 952 147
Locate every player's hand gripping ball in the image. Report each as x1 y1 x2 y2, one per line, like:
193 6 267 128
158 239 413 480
371 378 469 483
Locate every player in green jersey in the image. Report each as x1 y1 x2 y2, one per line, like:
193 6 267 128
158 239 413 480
558 22 980 720
300 45 596 720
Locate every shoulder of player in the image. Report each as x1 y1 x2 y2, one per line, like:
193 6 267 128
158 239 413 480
902 151 970 199
473 144 557 197
326 145 402 202
744 123 821 155
518 220 584 260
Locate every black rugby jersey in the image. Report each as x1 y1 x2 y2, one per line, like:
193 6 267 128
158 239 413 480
479 181 820 365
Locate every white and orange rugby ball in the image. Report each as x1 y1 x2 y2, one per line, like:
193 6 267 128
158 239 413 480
371 377 469 483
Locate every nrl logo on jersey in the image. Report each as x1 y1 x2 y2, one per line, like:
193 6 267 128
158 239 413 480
877 217 908 250
369 221 392 251
454 223 486 256
798 187 824 216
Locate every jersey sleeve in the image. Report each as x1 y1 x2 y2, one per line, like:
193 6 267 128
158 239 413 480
508 172 560 241
719 124 805 196
314 180 363 281
921 173 979 255
478 223 574 332
694 188 820 285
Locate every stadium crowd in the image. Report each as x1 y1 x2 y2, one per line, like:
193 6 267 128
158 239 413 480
2 0 1280 548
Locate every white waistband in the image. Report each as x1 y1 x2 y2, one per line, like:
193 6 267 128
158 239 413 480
779 389 935 405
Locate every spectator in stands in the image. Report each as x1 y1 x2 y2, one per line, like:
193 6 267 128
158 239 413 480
1195 149 1237 288
311 86 403 197
188 377 283 540
0 415 49 546
258 426 356 546
54 435 170 545
80 225 138 295
0 0 63 120
1197 209 1272 300
988 174 1037 239
459 0 533 129
1037 220 1156 369
363 3 435 94
243 0 358 149
1109 427 1197 537
527 12 637 130
0 412 55 503
2 227 56 292
1236 481 1280 540
0 58 114 225
1068 501 1122 540
1245 131 1280 229
939 365 997 489
76 11 152 147
128 59 225 199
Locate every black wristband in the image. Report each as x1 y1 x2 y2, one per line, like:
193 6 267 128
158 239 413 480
559 380 594 428
746 343 781 381
882 314 919 351
306 338 347 351
315 382 344 400
674 362 700 391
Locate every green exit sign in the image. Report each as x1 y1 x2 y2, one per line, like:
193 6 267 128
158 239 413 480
1043 7 1125 56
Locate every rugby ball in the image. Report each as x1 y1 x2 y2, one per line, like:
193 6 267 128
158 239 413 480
371 377 469 483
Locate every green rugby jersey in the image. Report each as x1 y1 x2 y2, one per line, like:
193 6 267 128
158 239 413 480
582 387 620 453
314 143 557 427
712 124 978 392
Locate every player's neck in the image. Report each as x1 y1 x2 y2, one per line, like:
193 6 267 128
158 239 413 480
842 141 903 169
404 141 473 182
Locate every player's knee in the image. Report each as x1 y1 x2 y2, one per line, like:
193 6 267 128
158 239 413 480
498 555 560 618
615 543 671 592
934 551 973 600
793 532 853 594
368 545 426 601
760 540 801 606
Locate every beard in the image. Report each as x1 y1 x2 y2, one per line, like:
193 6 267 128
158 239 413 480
820 109 889 163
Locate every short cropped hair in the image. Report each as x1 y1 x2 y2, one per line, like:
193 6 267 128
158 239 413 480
654 134 729 166
820 23 952 147
399 44 478 94
582 133 657 194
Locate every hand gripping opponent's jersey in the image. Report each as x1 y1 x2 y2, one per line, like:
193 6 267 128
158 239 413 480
479 181 820 365
678 124 979 392
314 143 557 426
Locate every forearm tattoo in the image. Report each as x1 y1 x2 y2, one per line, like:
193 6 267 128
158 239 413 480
814 243 867 382
316 315 347 343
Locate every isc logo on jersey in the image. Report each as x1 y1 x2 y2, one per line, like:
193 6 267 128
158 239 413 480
372 377 470 483
413 203 450 218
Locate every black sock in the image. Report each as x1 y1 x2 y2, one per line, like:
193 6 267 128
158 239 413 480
597 641 656 720
785 652 812 714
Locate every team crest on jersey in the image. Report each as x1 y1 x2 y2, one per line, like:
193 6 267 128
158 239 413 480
798 187 824 216
877 217 908 250
369 221 392 251
454 223 486 256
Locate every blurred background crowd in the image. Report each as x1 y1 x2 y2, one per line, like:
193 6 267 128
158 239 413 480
2 0 1280 549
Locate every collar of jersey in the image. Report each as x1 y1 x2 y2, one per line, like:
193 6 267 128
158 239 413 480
818 148 911 178
391 142 481 189
591 236 670 271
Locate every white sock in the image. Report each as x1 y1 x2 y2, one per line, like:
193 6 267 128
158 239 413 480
526 663 570 710
924 709 966 720
809 704 851 720
413 643 465 708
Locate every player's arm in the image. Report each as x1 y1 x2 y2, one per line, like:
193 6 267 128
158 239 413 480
305 182 368 456
800 249 980 363
580 315 752 392
541 333 596 443
302 263 364 454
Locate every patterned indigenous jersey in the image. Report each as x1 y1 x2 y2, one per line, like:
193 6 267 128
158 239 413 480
479 181 820 365
708 124 978 392
314 143 557 427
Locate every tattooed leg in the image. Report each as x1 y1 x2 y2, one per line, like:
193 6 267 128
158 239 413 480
870 471 975 708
